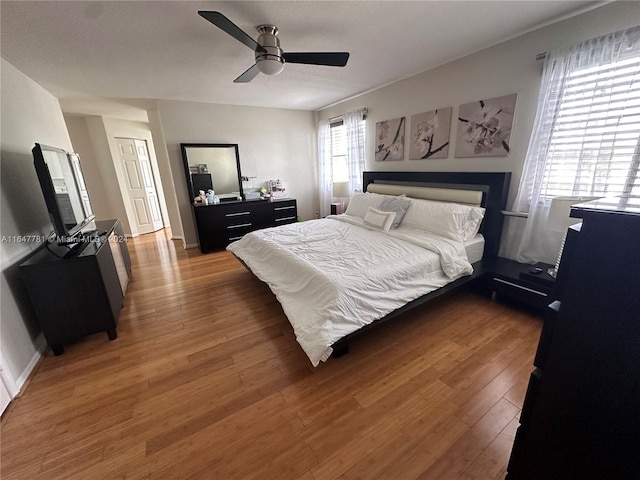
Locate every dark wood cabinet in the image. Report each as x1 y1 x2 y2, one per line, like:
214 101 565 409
487 257 555 310
193 198 297 253
506 199 640 479
20 219 131 355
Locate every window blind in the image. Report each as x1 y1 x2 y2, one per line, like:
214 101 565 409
539 54 640 200
330 122 348 182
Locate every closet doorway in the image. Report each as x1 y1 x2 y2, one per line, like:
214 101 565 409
115 138 163 234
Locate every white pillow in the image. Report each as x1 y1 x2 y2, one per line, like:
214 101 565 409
461 206 486 241
344 192 385 218
402 198 485 242
363 207 396 232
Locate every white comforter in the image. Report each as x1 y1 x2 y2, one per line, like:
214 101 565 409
227 215 473 366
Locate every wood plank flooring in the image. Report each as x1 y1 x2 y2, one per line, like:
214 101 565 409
1 229 542 479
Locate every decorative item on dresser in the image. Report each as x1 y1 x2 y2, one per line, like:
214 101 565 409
19 219 131 355
506 197 640 479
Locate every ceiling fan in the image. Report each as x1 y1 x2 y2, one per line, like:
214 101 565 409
198 11 350 83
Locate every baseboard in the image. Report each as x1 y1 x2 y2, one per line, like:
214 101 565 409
0 352 19 399
1 335 46 418
15 335 47 392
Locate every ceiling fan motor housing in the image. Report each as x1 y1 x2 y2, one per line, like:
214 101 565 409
255 25 285 75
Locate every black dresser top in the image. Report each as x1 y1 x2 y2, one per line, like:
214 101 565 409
571 196 640 218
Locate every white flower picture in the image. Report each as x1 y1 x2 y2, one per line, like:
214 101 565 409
455 94 517 157
375 117 405 161
409 107 452 160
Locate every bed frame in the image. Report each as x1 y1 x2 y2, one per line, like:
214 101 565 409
330 171 511 357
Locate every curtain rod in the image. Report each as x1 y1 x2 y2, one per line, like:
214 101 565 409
329 107 368 124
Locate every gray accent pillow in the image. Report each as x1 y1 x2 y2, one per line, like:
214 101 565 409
378 196 411 229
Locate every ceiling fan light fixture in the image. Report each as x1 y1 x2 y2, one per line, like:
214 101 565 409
256 57 285 75
255 25 284 76
199 12 350 83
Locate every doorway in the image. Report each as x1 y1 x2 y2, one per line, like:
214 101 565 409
115 138 164 234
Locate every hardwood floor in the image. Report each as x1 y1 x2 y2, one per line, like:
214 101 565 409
1 229 542 480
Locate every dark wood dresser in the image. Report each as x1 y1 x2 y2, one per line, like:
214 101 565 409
193 198 297 252
506 198 640 479
20 219 131 355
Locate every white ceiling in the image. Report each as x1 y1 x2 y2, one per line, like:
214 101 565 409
1 1 602 121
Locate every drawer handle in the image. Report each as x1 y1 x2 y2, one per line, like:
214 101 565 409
492 278 548 296
228 236 244 241
274 206 295 211
225 211 250 217
227 223 252 229
275 216 297 222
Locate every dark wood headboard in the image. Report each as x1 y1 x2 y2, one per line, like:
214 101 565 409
363 171 511 258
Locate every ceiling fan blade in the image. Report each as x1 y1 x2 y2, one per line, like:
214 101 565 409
233 64 260 83
282 52 349 67
198 11 266 53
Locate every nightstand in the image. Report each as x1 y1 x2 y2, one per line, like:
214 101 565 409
486 257 555 310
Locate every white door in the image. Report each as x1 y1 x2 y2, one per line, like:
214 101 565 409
134 139 163 232
116 138 163 234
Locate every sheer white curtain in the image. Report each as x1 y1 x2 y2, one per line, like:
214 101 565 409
317 119 332 218
502 26 640 264
318 108 367 217
344 108 367 195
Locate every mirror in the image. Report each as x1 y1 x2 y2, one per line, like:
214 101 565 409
181 143 244 204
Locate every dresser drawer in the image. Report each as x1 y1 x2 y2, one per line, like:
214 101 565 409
222 209 253 227
272 199 297 224
534 301 560 369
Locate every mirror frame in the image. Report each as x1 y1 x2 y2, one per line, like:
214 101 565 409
180 143 244 204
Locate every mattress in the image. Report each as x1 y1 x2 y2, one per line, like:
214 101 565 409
227 217 475 366
465 234 485 264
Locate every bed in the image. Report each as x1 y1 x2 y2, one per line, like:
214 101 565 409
227 171 510 366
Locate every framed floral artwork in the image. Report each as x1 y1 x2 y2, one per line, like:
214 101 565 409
455 93 517 157
409 107 452 159
375 117 405 161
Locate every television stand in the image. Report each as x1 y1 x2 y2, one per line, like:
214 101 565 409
61 240 89 259
20 219 131 355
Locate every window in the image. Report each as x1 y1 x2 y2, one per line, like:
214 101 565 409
539 55 640 202
504 26 640 263
329 112 366 192
318 109 367 217
329 121 348 183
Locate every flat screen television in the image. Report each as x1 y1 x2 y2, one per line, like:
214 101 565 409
32 143 96 244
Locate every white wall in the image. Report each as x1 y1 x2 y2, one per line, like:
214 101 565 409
74 116 133 233
65 116 121 224
147 108 183 240
317 1 639 208
0 59 69 395
317 1 638 259
157 100 316 248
